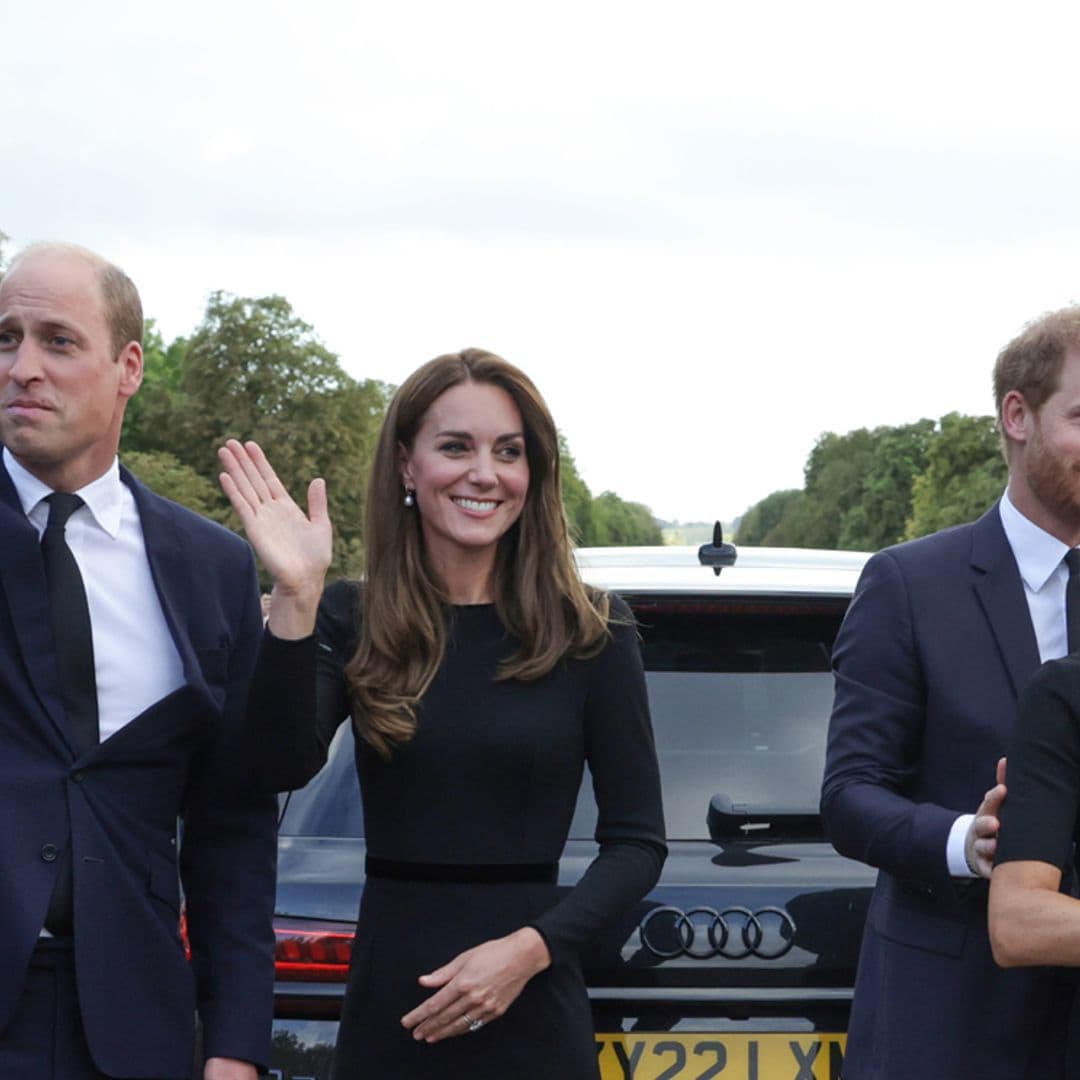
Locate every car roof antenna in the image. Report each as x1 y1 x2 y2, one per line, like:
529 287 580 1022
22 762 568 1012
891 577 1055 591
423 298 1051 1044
697 520 738 576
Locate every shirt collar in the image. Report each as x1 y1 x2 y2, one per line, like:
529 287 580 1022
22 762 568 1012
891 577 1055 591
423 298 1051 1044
2 447 125 538
999 488 1072 592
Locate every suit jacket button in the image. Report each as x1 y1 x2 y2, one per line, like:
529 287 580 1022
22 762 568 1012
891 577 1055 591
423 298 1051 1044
41 844 58 862
72 771 85 783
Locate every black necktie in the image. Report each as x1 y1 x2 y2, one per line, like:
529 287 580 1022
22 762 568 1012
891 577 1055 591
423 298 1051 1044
41 493 98 937
41 493 99 750
1066 549 1080 655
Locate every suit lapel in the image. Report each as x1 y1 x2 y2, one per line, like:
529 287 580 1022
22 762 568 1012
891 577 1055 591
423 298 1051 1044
970 503 1041 698
121 467 210 700
0 459 79 750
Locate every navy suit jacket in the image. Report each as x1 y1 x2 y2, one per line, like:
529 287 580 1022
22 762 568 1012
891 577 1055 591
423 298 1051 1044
0 457 277 1077
821 504 1070 1079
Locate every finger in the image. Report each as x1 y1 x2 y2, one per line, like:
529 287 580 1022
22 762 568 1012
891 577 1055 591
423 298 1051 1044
415 999 488 1043
307 477 329 526
983 784 1007 815
243 440 290 501
217 443 262 509
218 471 256 526
228 439 274 503
421 1009 484 1044
977 782 1006 815
997 756 1007 786
401 982 459 1031
418 955 463 988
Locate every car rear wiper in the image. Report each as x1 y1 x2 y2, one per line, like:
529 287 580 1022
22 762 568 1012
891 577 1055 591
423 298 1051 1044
707 793 821 841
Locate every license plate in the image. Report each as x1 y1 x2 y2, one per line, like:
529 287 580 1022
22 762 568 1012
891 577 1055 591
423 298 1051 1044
596 1033 846 1080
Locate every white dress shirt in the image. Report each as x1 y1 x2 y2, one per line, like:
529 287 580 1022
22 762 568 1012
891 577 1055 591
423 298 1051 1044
4 448 185 742
945 489 1074 876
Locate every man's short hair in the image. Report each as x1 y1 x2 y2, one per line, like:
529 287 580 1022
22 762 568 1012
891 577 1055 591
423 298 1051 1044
994 306 1080 418
7 242 143 359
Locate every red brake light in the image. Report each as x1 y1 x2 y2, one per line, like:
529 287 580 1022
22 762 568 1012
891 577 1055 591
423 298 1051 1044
274 918 354 982
180 905 191 962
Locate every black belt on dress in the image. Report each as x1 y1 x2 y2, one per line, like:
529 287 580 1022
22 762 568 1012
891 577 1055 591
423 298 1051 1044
365 856 558 884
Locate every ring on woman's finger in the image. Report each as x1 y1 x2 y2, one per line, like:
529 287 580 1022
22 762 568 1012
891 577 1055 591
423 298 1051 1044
461 1012 484 1032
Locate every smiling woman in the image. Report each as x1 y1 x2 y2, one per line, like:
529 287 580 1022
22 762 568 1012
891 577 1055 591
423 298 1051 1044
219 346 666 1080
398 379 530 597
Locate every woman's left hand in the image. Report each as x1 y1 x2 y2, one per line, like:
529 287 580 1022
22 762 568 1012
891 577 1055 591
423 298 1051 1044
401 927 551 1042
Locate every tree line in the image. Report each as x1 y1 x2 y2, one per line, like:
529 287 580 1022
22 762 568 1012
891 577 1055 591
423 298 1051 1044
120 293 663 577
736 414 1007 550
0 234 661 571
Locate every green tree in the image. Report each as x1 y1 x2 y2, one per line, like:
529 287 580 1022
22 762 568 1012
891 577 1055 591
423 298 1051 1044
120 319 188 457
738 416 984 552
558 433 595 546
906 413 1006 538
591 491 663 546
735 489 804 545
758 429 877 548
136 292 390 577
838 419 936 550
121 450 231 524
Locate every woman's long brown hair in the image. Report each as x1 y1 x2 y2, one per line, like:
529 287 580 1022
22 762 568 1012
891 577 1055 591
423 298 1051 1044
345 348 611 758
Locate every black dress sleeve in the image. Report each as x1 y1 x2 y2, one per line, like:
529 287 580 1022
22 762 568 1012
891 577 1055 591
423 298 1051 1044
245 579 359 792
996 656 1080 871
531 595 667 967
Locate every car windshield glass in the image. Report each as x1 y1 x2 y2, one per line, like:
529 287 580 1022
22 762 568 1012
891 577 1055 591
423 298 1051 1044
571 596 846 841
279 594 847 844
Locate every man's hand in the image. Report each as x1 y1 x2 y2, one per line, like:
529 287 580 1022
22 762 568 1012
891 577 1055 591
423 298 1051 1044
204 1057 258 1080
965 756 1007 878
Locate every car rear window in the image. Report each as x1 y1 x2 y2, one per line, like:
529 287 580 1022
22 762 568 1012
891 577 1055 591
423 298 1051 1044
278 594 848 843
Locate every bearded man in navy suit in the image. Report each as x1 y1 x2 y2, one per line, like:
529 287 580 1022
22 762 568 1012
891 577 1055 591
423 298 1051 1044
0 243 276 1078
822 308 1080 1078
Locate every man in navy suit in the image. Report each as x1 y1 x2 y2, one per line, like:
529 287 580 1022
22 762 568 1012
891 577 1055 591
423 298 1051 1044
822 307 1080 1078
0 243 276 1078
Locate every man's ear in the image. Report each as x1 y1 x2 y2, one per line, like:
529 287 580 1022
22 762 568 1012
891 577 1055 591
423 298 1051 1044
1000 389 1034 446
118 341 143 400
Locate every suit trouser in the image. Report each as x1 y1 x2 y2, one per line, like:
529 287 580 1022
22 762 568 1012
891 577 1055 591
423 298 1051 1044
0 938 107 1078
0 938 192 1080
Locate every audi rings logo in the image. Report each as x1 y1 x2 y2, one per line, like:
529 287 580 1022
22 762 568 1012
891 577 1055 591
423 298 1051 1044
639 905 797 960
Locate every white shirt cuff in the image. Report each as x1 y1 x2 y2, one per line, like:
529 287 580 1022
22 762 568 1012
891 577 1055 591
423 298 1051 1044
947 813 977 877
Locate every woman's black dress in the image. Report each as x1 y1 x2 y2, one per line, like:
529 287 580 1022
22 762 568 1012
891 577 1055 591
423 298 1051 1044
996 653 1080 869
254 581 666 1079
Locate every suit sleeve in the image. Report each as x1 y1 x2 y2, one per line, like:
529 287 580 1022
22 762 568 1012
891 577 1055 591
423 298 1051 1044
821 550 960 889
179 540 278 1069
531 597 667 966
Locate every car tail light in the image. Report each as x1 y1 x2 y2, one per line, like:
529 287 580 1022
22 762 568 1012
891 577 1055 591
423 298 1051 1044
274 916 354 982
180 905 191 962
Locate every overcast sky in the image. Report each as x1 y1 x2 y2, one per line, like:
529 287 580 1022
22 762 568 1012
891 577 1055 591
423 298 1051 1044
7 1 1080 523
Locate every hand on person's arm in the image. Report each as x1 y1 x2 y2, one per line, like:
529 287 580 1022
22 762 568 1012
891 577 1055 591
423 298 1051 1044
400 928 551 1043
962 756 1007 879
218 439 332 639
203 1057 258 1080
